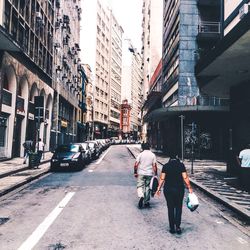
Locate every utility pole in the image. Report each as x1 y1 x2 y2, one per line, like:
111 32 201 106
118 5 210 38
179 115 185 161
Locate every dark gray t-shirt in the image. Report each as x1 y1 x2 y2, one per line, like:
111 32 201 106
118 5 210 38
162 159 186 189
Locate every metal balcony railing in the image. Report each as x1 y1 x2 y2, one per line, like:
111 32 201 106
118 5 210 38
197 95 229 106
198 21 221 34
2 89 12 106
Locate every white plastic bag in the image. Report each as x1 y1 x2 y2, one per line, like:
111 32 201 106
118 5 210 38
187 192 199 212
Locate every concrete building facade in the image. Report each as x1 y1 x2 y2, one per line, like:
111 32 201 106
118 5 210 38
0 0 54 158
196 0 250 173
81 0 123 139
50 0 83 149
143 0 230 160
141 0 163 141
108 12 123 137
122 39 143 140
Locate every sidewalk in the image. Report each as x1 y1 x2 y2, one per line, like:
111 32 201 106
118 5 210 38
0 152 52 197
127 145 250 222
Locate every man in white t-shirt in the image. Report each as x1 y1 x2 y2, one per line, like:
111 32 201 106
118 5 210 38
238 144 250 168
134 142 157 208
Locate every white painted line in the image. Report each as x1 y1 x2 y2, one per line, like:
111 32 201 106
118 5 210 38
18 192 75 250
237 237 248 245
95 147 111 165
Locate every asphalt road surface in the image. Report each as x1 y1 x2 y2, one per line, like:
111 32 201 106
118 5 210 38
0 145 249 250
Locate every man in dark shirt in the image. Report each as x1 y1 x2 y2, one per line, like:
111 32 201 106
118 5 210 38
156 150 192 234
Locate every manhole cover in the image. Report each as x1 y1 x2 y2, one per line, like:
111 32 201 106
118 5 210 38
0 217 10 225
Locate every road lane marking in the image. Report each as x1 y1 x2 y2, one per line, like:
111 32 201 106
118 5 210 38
237 237 248 244
95 147 111 165
18 192 75 250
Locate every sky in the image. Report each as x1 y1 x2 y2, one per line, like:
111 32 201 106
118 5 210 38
105 0 143 49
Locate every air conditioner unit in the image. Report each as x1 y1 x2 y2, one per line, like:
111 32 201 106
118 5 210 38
239 4 249 19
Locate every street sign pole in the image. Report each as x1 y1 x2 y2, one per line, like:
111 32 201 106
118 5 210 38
179 115 185 161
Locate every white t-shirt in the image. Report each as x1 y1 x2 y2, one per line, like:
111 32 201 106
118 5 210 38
36 141 44 151
136 150 156 176
239 149 250 167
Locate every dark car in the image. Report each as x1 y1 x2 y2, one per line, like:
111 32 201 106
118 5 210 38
77 142 92 163
50 144 85 171
85 140 100 159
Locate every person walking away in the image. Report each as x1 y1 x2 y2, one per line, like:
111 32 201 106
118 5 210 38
237 144 250 168
22 140 33 164
156 150 192 234
35 138 45 163
134 142 157 208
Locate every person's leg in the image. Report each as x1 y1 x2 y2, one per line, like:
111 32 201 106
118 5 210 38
137 175 144 208
23 150 28 164
175 189 184 233
144 175 152 205
164 189 175 232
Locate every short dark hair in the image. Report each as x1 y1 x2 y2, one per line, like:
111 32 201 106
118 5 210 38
168 149 178 159
144 142 150 150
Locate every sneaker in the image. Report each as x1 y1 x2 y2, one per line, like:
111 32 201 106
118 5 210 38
169 229 176 234
138 197 144 209
176 227 182 235
144 202 150 208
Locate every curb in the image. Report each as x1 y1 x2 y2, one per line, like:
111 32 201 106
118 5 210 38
126 146 250 222
0 159 51 179
0 167 50 197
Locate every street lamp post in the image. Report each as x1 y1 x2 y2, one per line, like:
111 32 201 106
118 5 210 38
179 115 185 161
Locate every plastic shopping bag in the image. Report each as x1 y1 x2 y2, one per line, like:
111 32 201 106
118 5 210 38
186 192 199 212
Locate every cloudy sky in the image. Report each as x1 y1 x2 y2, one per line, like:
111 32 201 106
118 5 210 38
105 0 143 49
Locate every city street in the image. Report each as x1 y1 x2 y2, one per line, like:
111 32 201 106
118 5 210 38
0 145 249 250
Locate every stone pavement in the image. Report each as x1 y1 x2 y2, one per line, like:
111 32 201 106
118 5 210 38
0 152 52 197
127 145 250 222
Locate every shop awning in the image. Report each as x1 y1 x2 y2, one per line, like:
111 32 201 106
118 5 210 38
144 105 229 122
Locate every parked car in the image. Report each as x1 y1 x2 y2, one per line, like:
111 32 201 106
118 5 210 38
77 142 92 163
50 144 85 171
85 140 101 159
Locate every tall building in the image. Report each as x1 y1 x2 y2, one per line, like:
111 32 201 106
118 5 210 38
122 39 143 140
50 0 83 148
80 0 123 139
143 0 229 160
141 0 163 96
196 0 250 172
109 12 123 137
0 0 54 158
141 0 163 141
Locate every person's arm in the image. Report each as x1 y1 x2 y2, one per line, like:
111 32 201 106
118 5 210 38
182 172 193 193
152 154 157 175
134 161 139 178
156 172 165 196
153 162 157 176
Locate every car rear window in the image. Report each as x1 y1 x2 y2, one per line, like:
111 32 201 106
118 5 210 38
56 145 80 153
